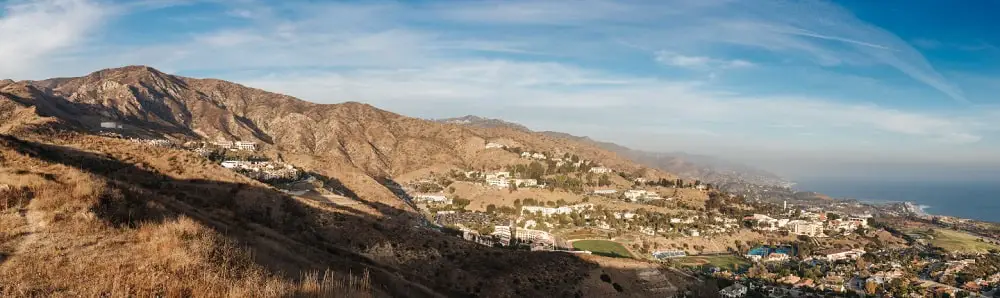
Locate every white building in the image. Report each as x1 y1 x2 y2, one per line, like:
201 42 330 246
521 152 532 158
687 229 700 237
531 153 547 159
213 141 235 149
719 283 747 298
234 141 257 151
592 189 617 195
414 194 452 205
100 121 123 129
521 203 592 216
485 142 505 149
512 179 538 187
589 166 612 174
816 248 866 261
492 226 554 245
486 177 510 188
787 220 824 237
221 160 247 169
485 172 511 188
696 184 708 191
624 189 660 201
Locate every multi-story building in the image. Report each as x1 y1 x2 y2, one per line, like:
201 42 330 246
234 141 257 151
787 220 824 237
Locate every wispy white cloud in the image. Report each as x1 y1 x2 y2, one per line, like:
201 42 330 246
0 0 107 79
655 51 754 69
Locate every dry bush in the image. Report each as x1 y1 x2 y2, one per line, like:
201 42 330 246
0 185 32 211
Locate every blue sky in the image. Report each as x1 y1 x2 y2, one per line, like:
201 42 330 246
2 0 999 180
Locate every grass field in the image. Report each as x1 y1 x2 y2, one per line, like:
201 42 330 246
676 255 750 272
572 240 633 258
908 228 1000 253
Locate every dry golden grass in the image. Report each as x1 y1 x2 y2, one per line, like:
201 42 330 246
0 136 375 298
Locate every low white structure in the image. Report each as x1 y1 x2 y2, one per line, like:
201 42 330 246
100 121 123 129
512 178 538 187
816 248 865 261
485 142 505 149
592 189 617 195
213 141 234 149
589 166 612 174
414 194 452 205
521 203 593 216
531 153 546 159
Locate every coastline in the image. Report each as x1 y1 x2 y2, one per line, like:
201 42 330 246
793 179 998 224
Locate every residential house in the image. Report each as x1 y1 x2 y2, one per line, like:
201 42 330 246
589 166 612 174
234 141 257 151
815 248 866 262
531 153 546 159
512 178 538 187
484 142 505 149
624 190 650 201
214 141 235 149
485 171 511 188
592 189 617 195
719 283 747 298
414 194 452 205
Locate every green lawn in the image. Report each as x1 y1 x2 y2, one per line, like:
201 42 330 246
572 240 633 258
915 228 1000 253
676 255 750 272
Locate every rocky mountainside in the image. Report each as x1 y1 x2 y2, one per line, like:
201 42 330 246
437 115 530 132
0 66 689 296
2 66 672 207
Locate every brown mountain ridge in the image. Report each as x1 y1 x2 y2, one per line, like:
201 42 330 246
0 66 688 296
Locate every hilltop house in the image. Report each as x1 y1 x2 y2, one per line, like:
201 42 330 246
485 142 505 149
512 178 538 187
589 166 612 174
624 189 660 201
485 171 511 188
531 153 546 159
592 189 617 195
234 141 257 151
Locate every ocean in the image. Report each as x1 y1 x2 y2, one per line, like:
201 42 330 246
794 179 1000 223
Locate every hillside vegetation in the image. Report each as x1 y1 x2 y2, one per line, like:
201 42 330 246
0 66 694 297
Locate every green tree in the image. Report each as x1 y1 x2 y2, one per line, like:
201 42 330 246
598 174 612 187
486 204 497 214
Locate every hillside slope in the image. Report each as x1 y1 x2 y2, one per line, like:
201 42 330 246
0 66 690 297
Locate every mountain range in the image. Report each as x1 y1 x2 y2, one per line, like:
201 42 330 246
437 116 793 189
0 66 690 296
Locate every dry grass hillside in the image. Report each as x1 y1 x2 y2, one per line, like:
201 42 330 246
0 66 701 296
0 131 618 297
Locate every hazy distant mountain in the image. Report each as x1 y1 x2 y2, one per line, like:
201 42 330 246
437 115 531 131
